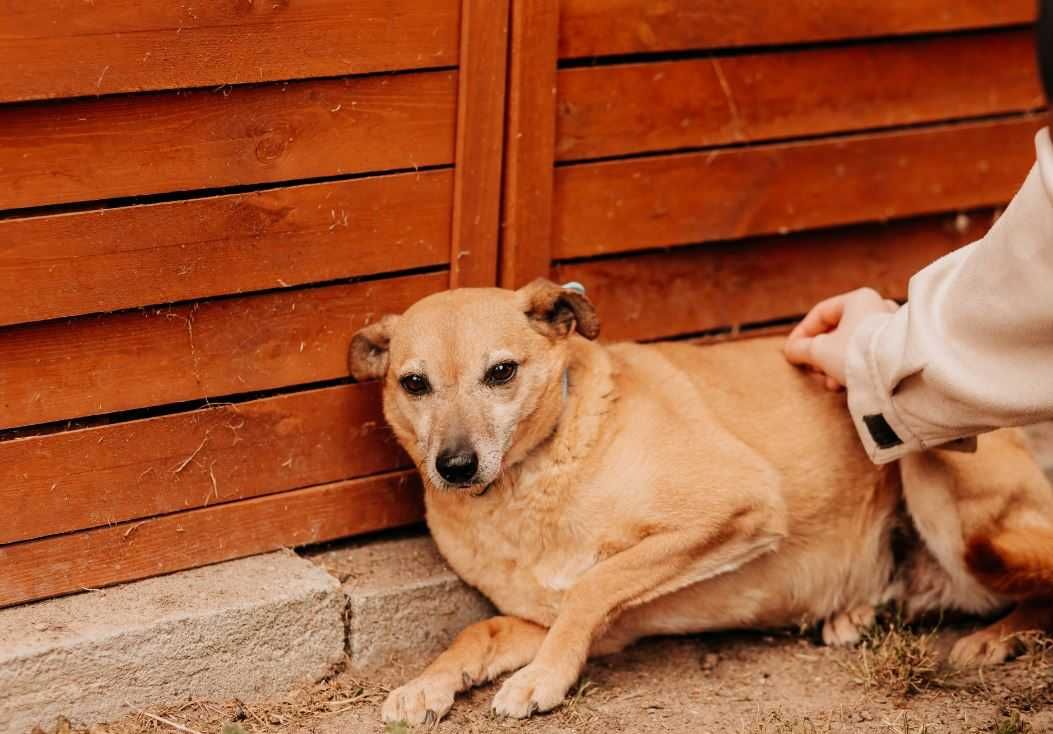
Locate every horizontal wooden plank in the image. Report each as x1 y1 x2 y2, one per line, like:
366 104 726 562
559 0 1036 58
553 211 994 342
554 116 1040 259
0 470 424 608
0 170 452 326
557 30 1042 160
0 271 445 431
0 383 409 545
0 70 457 211
0 0 459 102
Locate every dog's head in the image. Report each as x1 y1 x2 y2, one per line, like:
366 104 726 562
349 279 599 492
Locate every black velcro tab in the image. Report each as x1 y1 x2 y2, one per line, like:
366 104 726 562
863 414 903 450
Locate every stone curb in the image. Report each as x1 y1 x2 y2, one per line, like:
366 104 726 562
0 550 345 734
306 533 494 672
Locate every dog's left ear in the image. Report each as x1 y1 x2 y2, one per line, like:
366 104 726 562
348 315 400 381
517 278 600 340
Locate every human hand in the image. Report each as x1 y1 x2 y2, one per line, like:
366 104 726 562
784 288 899 390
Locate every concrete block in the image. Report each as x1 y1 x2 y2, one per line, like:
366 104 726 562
308 534 494 671
0 550 344 734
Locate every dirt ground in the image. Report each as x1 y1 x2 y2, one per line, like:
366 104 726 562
69 617 1053 734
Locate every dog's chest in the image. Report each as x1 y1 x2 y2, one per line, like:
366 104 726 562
425 486 599 626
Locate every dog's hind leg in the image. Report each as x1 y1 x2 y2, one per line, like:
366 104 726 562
382 616 546 725
900 430 1053 667
951 526 1053 666
822 605 877 646
589 612 648 657
965 526 1053 599
950 597 1053 667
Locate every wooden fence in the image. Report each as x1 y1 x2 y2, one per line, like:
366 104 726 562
0 0 1042 607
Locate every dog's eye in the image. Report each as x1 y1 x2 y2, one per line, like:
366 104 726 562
399 373 431 396
484 361 518 386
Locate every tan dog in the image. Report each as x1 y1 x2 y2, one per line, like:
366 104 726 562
349 280 1053 725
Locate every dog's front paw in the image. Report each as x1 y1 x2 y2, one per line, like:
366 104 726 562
949 628 1018 668
491 663 574 718
381 676 456 726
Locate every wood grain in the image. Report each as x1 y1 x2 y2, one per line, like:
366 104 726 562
0 383 409 545
553 211 996 342
554 116 1041 259
0 0 459 102
0 170 452 327
449 0 510 288
559 0 1036 58
0 71 457 211
557 30 1042 160
500 0 561 288
0 470 424 608
0 271 445 431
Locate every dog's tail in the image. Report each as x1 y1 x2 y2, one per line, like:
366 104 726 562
966 527 1053 597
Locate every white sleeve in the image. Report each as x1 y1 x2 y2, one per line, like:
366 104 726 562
845 129 1053 464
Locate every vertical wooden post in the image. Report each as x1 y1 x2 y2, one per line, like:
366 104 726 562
449 0 511 288
500 0 560 288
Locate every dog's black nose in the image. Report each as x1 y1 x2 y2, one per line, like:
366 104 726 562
436 449 479 485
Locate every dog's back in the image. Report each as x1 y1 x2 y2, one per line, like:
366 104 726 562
646 336 881 515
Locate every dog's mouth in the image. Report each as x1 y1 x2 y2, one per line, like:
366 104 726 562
445 479 495 497
429 472 499 497
469 481 496 497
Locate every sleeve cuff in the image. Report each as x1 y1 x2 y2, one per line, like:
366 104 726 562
845 312 924 464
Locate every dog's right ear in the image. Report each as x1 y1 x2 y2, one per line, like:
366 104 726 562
517 278 600 340
348 315 400 381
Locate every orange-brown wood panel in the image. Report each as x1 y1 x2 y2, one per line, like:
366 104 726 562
0 271 446 431
500 0 561 288
0 71 457 211
449 0 510 288
0 0 459 102
559 0 1036 58
0 170 452 327
0 470 424 608
0 383 408 545
557 30 1042 161
553 212 995 342
554 116 1041 259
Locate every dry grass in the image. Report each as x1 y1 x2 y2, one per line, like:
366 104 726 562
743 707 1037 734
743 710 836 734
989 710 1030 734
742 708 945 734
62 670 387 734
841 615 1053 732
844 612 958 697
